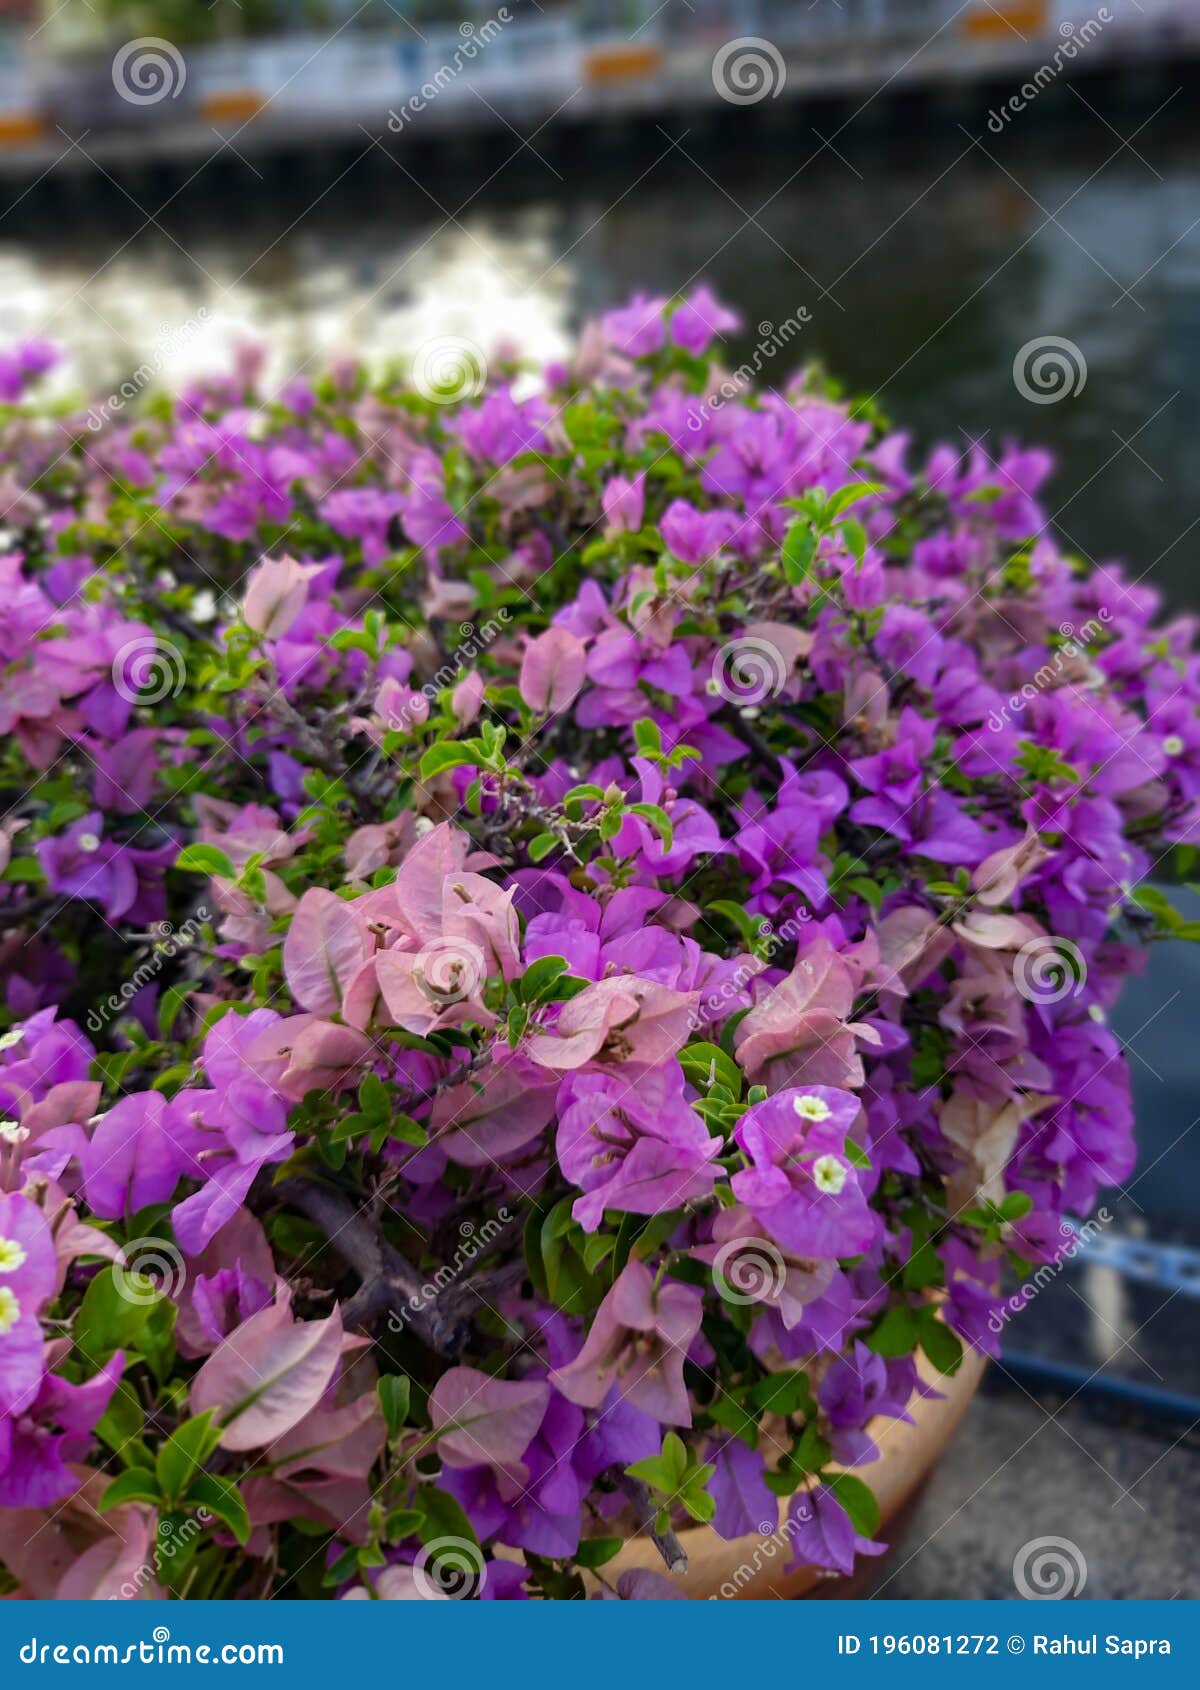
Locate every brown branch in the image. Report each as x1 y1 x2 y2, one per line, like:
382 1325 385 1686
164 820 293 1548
274 1176 472 1359
618 1474 689 1576
274 1176 530 1360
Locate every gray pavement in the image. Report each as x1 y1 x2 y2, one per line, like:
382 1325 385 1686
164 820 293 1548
879 1384 1200 1600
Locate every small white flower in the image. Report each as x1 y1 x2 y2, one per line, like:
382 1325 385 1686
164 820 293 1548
0 1120 26 1144
78 832 102 853
0 1285 21 1334
812 1154 848 1195
0 1235 28 1274
0 1030 22 1052
1163 734 1185 758
1088 1003 1107 1024
792 1094 832 1122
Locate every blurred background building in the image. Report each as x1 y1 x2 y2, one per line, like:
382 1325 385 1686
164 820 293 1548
1 2 1198 161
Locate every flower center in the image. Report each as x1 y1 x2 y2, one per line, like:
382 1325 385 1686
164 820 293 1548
0 1235 28 1273
812 1154 848 1196
792 1093 832 1122
0 1285 21 1334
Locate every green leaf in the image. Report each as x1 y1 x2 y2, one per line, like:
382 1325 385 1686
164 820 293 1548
97 1467 161 1513
902 1241 944 1292
678 1041 743 1098
94 1380 150 1467
418 743 479 779
748 1368 814 1417
175 842 235 880
156 1410 221 1503
827 1472 881 1538
574 1537 625 1569
628 802 674 850
840 518 868 568
633 718 663 756
416 1484 479 1550
321 1544 362 1588
792 1421 831 1475
378 1374 412 1439
827 481 882 517
781 518 817 584
384 1508 424 1540
389 1113 428 1149
1000 1190 1034 1221
358 1070 390 1124
915 1306 964 1376
188 1473 251 1546
864 1303 918 1358
157 981 195 1039
73 1266 156 1368
517 955 570 1005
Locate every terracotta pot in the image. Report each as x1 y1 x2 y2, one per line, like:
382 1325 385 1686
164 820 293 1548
605 1347 987 1600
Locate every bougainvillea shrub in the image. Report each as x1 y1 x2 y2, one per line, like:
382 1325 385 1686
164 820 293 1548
1 292 1197 1601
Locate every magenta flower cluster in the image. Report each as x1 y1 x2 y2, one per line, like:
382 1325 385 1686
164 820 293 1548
0 288 1196 1601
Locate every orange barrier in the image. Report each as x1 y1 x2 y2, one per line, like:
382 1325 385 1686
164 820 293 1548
960 1 1047 37
584 46 665 84
200 91 267 125
0 112 45 146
